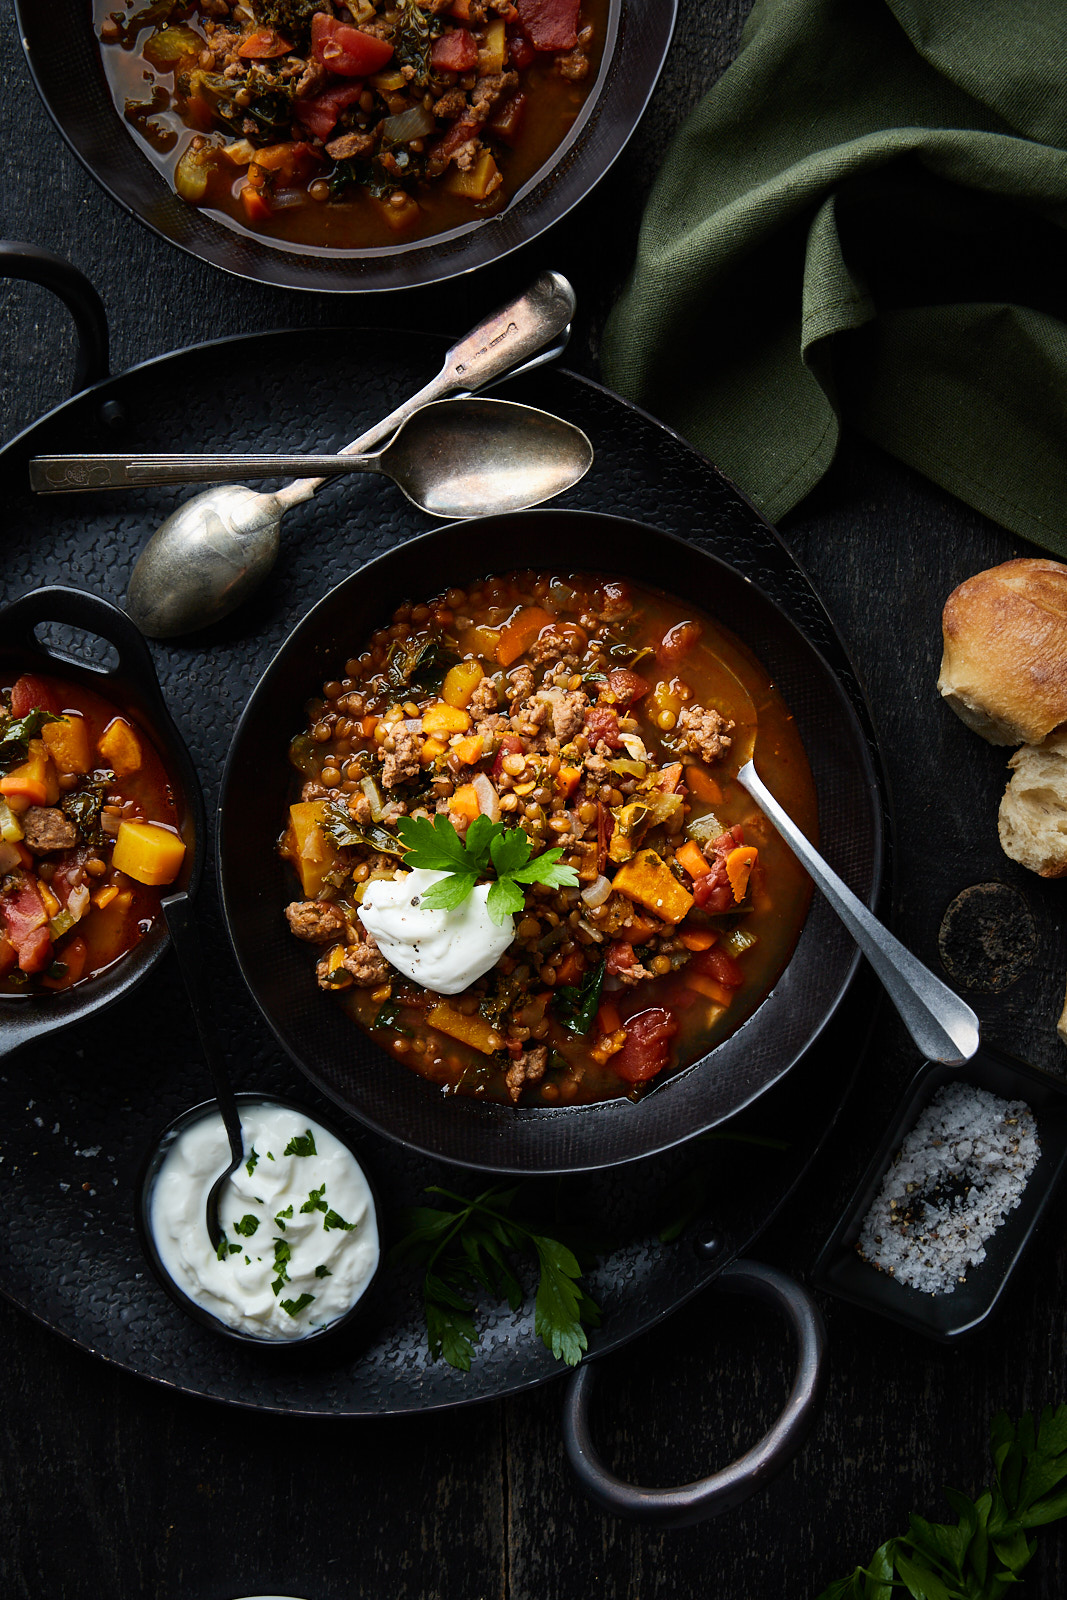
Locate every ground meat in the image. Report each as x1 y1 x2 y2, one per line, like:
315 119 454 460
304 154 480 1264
469 71 519 121
677 703 734 763
557 47 588 80
452 135 483 172
505 1044 548 1103
506 666 536 702
325 128 379 160
301 779 330 801
346 791 373 826
432 88 468 119
21 807 78 854
381 722 423 787
534 687 589 742
468 677 500 719
285 900 348 944
527 630 573 665
294 59 327 97
341 937 391 987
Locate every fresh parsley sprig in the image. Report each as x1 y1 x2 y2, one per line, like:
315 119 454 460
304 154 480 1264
390 1183 601 1371
818 1405 1067 1599
395 813 579 925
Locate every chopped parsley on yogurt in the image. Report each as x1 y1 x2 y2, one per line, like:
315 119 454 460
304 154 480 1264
149 1101 378 1340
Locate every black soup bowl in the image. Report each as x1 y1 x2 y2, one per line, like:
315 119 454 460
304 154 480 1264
218 512 881 1174
0 586 204 1059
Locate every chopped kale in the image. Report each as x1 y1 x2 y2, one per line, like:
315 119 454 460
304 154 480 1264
320 800 404 858
392 0 434 84
552 960 606 1037
60 771 113 848
0 708 64 774
252 0 321 44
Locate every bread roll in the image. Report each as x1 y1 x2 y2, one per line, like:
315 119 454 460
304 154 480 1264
998 729 1067 877
937 558 1067 745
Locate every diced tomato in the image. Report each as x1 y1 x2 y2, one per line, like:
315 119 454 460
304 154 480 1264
311 12 394 75
10 674 59 717
584 705 622 749
611 1008 678 1083
690 946 745 989
491 734 524 778
605 941 634 975
0 877 53 973
295 82 364 140
507 28 536 68
489 92 527 145
606 668 649 707
237 27 293 59
657 620 703 664
431 27 479 71
435 118 481 162
691 877 733 914
516 0 579 50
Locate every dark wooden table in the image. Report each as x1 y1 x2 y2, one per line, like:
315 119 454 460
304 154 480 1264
4 4 1067 1597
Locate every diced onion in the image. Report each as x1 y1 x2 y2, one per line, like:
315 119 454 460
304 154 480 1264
67 883 91 922
174 144 210 203
382 105 436 146
686 811 722 842
472 772 500 823
578 918 605 941
580 874 612 908
619 734 648 762
361 776 384 822
0 799 23 843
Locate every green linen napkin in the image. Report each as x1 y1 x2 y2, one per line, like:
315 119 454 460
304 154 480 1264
600 0 1067 556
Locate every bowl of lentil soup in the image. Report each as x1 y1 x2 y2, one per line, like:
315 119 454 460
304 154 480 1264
219 511 882 1172
0 587 203 1060
19 0 675 291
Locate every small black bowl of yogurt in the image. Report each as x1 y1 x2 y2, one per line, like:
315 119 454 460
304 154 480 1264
137 1093 382 1350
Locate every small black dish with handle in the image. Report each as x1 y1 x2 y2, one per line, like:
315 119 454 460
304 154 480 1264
812 1044 1067 1342
0 584 204 1059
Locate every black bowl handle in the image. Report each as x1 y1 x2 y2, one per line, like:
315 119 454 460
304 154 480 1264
0 585 165 712
561 1260 826 1527
0 241 109 392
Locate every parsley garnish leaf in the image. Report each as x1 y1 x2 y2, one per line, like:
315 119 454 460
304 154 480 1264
323 1209 354 1232
283 1130 317 1158
396 813 578 926
390 1184 600 1372
232 1214 260 1238
300 1184 328 1215
245 1148 259 1176
280 1293 315 1318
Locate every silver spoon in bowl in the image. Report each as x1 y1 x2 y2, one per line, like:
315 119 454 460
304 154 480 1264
80 270 573 639
29 395 593 512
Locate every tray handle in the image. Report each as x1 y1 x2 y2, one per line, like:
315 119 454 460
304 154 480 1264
0 241 109 392
561 1259 826 1527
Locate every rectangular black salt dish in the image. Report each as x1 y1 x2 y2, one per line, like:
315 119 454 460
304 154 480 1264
811 1045 1067 1342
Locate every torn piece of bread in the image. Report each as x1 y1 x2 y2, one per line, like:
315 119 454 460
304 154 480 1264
938 557 1067 745
998 729 1067 876
1059 980 1067 1047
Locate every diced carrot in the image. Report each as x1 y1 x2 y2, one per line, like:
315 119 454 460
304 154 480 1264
686 766 723 804
452 733 488 766
237 27 293 58
675 839 711 879
621 915 659 944
0 739 55 807
556 764 581 799
449 783 482 824
596 999 622 1035
496 606 555 668
361 715 379 739
240 183 273 223
726 845 759 903
679 929 717 951
92 884 119 910
685 972 735 1007
37 881 61 919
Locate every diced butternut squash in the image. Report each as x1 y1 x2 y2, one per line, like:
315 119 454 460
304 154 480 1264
457 624 503 660
422 701 471 737
452 733 488 766
477 15 507 72
446 149 502 201
611 848 694 925
448 782 483 824
97 717 142 776
684 972 735 1008
426 1001 502 1054
367 190 421 231
679 928 717 952
675 839 711 879
421 736 448 764
685 765 723 804
557 764 582 798
725 845 758 903
111 820 186 886
442 660 485 709
287 800 338 899
0 739 58 808
41 714 92 776
496 606 555 668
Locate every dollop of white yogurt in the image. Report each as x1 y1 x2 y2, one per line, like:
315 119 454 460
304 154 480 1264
359 868 514 994
149 1100 379 1341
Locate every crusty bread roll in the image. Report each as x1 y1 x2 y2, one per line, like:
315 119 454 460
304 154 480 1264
998 729 1067 877
938 557 1067 745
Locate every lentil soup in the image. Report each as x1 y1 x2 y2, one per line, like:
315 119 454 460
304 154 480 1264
281 571 817 1107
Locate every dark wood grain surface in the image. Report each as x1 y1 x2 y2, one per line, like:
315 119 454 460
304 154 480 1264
3 2 1067 1596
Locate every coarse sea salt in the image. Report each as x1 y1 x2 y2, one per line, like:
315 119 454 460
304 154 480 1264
856 1082 1040 1295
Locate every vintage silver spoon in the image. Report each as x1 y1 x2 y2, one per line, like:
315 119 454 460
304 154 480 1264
736 759 980 1063
92 270 572 639
30 394 593 509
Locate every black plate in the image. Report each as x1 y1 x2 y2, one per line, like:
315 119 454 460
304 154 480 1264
0 327 888 1413
16 0 676 293
812 1046 1067 1342
219 512 880 1173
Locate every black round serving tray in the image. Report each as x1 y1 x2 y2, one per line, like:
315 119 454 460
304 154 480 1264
0 328 889 1415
